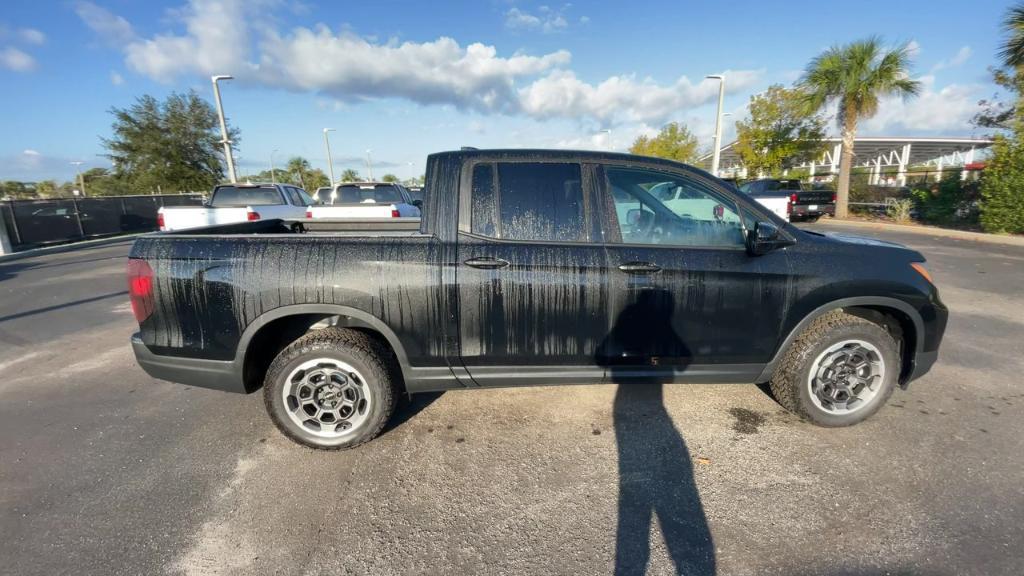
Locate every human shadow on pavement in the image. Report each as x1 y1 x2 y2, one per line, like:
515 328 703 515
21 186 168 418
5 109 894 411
598 289 716 576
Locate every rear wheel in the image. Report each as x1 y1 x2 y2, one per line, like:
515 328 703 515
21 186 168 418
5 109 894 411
806 215 820 223
263 328 398 449
769 311 899 427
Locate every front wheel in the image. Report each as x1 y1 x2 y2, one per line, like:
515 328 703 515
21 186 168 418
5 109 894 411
263 328 398 449
769 311 899 427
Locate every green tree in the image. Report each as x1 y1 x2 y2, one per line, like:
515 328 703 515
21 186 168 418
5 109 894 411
381 173 399 183
800 38 921 218
304 168 330 193
286 157 312 188
103 91 239 194
1000 4 1024 69
733 85 828 177
340 168 361 182
35 180 58 198
1 181 30 199
628 122 699 163
980 129 1024 233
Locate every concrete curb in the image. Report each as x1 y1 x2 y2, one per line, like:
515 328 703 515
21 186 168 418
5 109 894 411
814 218 1024 247
0 233 150 264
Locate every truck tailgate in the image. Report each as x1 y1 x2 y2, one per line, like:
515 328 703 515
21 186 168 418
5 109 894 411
160 207 249 231
309 205 397 219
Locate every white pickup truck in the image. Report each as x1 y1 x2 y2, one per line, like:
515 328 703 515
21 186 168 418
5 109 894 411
307 182 421 219
158 183 314 231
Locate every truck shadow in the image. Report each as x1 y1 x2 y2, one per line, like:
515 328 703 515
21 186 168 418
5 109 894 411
599 290 716 576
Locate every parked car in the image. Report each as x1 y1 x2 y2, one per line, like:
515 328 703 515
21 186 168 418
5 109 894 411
307 182 421 219
314 187 333 204
129 149 947 449
739 179 835 222
157 183 314 231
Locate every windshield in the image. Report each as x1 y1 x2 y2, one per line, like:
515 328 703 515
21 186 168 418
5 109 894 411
763 180 802 191
334 184 403 204
210 186 284 207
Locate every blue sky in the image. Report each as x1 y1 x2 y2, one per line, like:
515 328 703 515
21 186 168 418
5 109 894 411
0 0 1014 183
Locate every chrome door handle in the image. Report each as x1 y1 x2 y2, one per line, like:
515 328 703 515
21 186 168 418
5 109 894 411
464 257 510 269
618 262 662 274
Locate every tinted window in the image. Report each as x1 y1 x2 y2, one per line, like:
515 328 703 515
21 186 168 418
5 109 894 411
296 189 316 205
210 186 284 206
497 163 584 242
335 184 403 204
605 168 744 247
471 164 497 237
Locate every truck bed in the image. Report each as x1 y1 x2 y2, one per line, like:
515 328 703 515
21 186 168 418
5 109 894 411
157 217 425 237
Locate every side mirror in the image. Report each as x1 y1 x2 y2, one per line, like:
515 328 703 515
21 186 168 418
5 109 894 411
411 199 423 208
746 222 792 256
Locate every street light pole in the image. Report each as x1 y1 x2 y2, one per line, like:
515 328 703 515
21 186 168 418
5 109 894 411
211 75 237 183
270 149 278 185
706 74 726 177
597 128 613 150
365 149 374 181
70 161 86 196
323 128 337 187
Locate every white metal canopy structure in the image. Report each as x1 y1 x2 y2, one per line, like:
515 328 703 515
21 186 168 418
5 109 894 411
702 136 994 184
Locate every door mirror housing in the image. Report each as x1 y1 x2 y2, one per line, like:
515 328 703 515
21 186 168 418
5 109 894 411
746 222 793 255
411 199 423 208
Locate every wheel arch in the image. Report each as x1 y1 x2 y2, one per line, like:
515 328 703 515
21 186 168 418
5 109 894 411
758 297 924 386
236 304 411 392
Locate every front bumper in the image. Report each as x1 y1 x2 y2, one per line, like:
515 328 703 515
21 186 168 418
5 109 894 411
132 333 247 393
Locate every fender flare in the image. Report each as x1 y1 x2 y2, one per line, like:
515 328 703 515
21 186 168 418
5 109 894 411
235 304 412 369
756 296 925 383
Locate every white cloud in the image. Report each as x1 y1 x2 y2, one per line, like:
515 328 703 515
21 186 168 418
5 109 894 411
19 28 45 45
518 69 762 124
110 71 124 85
74 1 136 44
505 5 570 33
932 45 971 72
258 29 571 114
860 76 983 135
905 40 921 58
0 47 35 71
79 0 755 125
23 149 40 156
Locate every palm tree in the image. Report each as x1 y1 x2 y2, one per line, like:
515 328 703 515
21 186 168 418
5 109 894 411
340 168 361 183
286 157 311 189
800 38 921 218
1001 4 1024 69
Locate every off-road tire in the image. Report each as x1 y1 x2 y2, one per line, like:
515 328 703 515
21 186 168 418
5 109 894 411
769 311 899 427
263 328 398 449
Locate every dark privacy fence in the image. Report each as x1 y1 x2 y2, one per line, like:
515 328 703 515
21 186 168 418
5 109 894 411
1 194 203 251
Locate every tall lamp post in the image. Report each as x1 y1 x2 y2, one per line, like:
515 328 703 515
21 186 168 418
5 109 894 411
323 128 337 203
365 149 374 181
706 74 726 177
211 75 238 183
597 128 613 150
70 161 86 196
269 149 279 185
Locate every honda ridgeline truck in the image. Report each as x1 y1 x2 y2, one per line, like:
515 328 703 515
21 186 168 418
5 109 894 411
128 149 947 449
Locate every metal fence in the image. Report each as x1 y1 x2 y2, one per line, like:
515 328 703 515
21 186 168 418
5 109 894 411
0 194 204 251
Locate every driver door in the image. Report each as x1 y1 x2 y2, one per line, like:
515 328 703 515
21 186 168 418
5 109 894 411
598 165 791 375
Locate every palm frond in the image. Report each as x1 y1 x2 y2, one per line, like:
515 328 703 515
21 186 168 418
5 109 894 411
999 5 1024 68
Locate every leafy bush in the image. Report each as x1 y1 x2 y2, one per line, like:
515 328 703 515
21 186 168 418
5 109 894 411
885 198 914 223
911 174 979 225
980 134 1024 234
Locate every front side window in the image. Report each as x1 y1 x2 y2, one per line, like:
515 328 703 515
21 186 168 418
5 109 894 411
470 162 585 242
605 167 745 247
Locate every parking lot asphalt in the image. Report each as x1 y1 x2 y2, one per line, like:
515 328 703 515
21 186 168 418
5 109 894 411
1 223 1022 576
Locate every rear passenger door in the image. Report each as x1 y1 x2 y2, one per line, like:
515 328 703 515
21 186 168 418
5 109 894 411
456 161 609 386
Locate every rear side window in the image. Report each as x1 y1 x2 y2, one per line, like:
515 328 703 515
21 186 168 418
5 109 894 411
210 186 284 206
469 162 585 242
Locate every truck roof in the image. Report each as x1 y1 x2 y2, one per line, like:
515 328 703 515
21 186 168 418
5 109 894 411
426 148 714 178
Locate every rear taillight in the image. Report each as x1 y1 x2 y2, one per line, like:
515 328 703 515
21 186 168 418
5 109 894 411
156 212 165 231
305 210 313 218
247 210 261 221
390 208 400 218
786 201 793 214
831 193 837 203
127 259 155 323
789 193 798 204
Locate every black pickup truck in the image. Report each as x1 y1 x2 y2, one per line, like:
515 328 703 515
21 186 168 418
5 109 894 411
128 149 947 449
